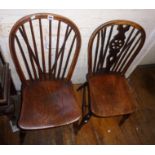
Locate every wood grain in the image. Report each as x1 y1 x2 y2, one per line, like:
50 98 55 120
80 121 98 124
19 80 81 130
88 73 136 117
0 66 155 144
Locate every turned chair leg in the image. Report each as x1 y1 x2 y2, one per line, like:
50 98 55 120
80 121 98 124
73 120 80 134
73 112 92 134
119 114 131 126
77 82 92 130
77 82 88 91
19 130 26 144
78 112 92 130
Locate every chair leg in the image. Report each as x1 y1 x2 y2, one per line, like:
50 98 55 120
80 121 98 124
73 120 80 135
73 89 92 133
81 83 88 116
119 114 131 126
73 113 92 134
77 81 93 129
77 82 88 91
78 112 92 130
19 130 26 144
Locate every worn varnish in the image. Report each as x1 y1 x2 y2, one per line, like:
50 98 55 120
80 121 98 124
19 80 81 130
0 66 155 144
88 73 136 117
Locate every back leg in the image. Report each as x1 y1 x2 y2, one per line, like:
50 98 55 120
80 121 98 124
119 113 131 126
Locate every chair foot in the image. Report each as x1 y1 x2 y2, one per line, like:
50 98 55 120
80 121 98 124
19 130 26 144
119 114 131 126
78 112 92 129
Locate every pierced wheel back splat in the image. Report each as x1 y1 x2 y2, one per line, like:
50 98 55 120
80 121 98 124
88 20 146 75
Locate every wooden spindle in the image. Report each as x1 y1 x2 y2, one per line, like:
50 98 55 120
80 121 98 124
102 25 113 70
39 19 46 74
120 36 142 74
51 25 72 78
97 29 106 71
29 20 42 75
15 35 33 80
62 35 76 78
93 32 100 72
19 25 37 79
49 20 52 77
114 30 140 72
53 21 61 77
57 25 70 78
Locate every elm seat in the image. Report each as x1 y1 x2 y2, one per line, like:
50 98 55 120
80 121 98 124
88 73 136 117
19 80 81 130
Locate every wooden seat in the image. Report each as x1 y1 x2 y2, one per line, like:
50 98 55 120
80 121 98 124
79 20 146 127
88 73 136 117
9 13 81 135
19 80 80 130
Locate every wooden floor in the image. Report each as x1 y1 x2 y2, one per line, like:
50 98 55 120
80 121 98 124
1 66 155 144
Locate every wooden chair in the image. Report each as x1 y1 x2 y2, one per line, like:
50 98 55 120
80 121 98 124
9 13 81 142
78 20 146 127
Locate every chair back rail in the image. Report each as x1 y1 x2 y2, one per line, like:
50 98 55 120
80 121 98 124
9 13 81 85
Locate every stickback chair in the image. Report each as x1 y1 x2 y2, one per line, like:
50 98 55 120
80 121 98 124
78 20 145 127
9 13 81 141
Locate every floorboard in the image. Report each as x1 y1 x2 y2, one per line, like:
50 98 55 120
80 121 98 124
0 66 155 144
